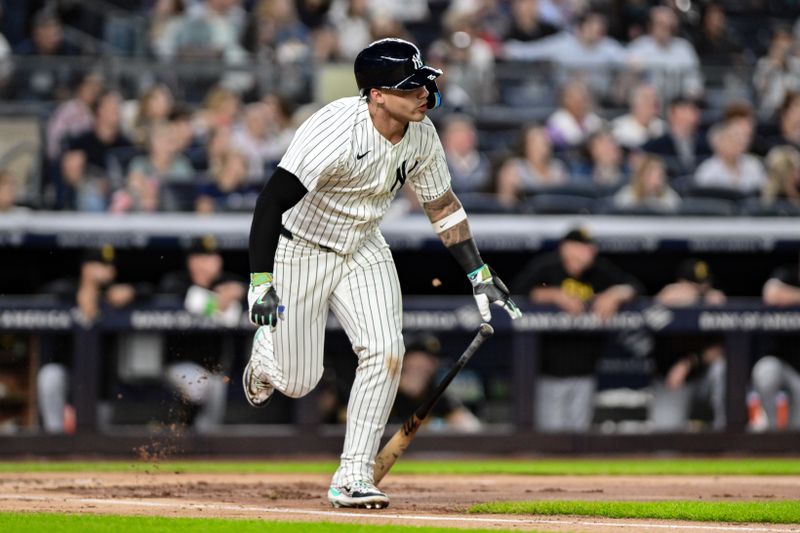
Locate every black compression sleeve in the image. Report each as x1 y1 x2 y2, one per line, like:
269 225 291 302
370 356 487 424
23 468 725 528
248 167 308 273
447 238 484 274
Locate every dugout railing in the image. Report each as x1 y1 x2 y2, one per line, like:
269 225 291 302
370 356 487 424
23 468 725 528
1 297 799 456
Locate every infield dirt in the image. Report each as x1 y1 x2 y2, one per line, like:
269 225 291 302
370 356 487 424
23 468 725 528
1 472 799 532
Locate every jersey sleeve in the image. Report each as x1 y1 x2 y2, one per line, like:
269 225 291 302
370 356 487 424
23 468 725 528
408 124 452 202
278 104 350 191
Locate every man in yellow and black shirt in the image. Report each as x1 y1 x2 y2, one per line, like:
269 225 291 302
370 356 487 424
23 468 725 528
513 227 642 432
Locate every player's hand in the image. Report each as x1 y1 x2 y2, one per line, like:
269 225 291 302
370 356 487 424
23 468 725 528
468 265 522 321
248 273 285 328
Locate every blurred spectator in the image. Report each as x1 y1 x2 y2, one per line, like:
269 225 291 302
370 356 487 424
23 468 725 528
766 92 800 152
513 227 641 432
60 90 133 211
110 123 195 213
12 10 80 101
148 0 187 57
429 10 497 107
388 334 482 432
0 25 11 91
156 0 246 60
169 105 206 169
46 71 103 162
693 120 766 193
195 149 259 212
650 259 726 431
260 93 295 163
328 0 372 60
366 0 428 23
295 0 339 62
641 96 710 178
722 101 768 157
546 79 604 148
14 10 79 56
441 114 491 194
753 258 800 430
504 11 626 100
538 0 585 29
0 169 26 212
37 245 146 434
243 0 311 61
753 27 800 121
122 83 175 147
611 83 665 149
156 0 250 92
690 3 744 87
626 7 703 100
231 102 272 179
193 86 240 141
574 129 629 189
502 0 559 43
762 145 800 207
612 154 680 212
495 124 569 204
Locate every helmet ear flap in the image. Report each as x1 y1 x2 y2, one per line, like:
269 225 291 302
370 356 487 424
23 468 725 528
426 81 441 109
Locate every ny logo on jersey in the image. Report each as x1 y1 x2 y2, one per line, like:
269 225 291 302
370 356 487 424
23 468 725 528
391 159 419 193
412 53 423 70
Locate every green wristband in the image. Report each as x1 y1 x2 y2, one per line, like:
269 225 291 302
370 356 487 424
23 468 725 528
467 264 491 285
250 272 273 286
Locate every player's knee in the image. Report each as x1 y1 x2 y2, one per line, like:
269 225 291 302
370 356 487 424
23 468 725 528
752 356 783 390
284 367 325 398
382 334 405 377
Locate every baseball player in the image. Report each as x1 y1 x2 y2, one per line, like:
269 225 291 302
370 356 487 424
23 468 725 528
243 38 521 509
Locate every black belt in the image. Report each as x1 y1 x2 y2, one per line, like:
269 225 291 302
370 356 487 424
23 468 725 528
280 226 334 252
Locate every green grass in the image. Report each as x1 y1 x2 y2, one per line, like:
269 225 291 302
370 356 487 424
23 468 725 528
469 500 800 524
0 513 542 533
1 458 799 476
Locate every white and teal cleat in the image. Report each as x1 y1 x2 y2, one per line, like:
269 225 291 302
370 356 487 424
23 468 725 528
328 481 389 509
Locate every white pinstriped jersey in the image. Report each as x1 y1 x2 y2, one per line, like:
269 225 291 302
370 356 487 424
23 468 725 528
279 96 451 254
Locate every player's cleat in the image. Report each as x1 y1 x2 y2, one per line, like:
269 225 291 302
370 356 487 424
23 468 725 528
242 359 274 408
327 481 389 509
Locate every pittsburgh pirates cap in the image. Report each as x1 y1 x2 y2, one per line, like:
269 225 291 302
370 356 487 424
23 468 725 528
188 234 219 255
82 244 115 264
561 227 594 245
677 258 713 284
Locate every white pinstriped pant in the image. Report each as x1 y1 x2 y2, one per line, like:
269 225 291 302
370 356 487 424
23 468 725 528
250 230 404 486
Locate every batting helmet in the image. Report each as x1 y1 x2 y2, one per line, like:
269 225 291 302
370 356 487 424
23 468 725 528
354 38 443 110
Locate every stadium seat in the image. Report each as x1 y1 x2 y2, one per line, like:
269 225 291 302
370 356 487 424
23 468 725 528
686 185 753 203
457 192 519 214
740 198 800 217
524 193 597 215
677 197 738 216
526 182 599 199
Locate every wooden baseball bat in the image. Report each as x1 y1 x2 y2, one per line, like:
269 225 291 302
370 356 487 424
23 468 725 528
373 323 495 485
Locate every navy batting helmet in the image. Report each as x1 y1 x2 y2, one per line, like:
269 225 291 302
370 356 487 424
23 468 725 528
354 38 442 109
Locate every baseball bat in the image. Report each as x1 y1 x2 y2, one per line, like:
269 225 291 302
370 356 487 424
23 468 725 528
373 322 495 485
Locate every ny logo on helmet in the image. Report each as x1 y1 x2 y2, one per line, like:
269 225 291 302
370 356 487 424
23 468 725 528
412 53 423 70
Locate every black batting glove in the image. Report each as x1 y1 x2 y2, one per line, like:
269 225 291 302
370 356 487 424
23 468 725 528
248 273 285 328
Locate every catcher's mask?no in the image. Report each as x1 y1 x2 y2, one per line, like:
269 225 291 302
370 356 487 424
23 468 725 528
354 38 443 110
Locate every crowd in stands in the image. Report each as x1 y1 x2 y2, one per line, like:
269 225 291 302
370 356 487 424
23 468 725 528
0 0 799 217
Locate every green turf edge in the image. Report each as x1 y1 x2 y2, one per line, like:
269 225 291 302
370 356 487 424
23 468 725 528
0 512 547 533
0 458 799 475
468 500 800 524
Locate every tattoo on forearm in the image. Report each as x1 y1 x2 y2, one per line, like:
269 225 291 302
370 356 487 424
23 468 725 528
423 189 460 220
439 221 471 247
423 190 472 247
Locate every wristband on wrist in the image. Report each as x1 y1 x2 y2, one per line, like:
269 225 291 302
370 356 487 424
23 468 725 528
468 264 491 285
250 272 273 286
447 238 484 275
